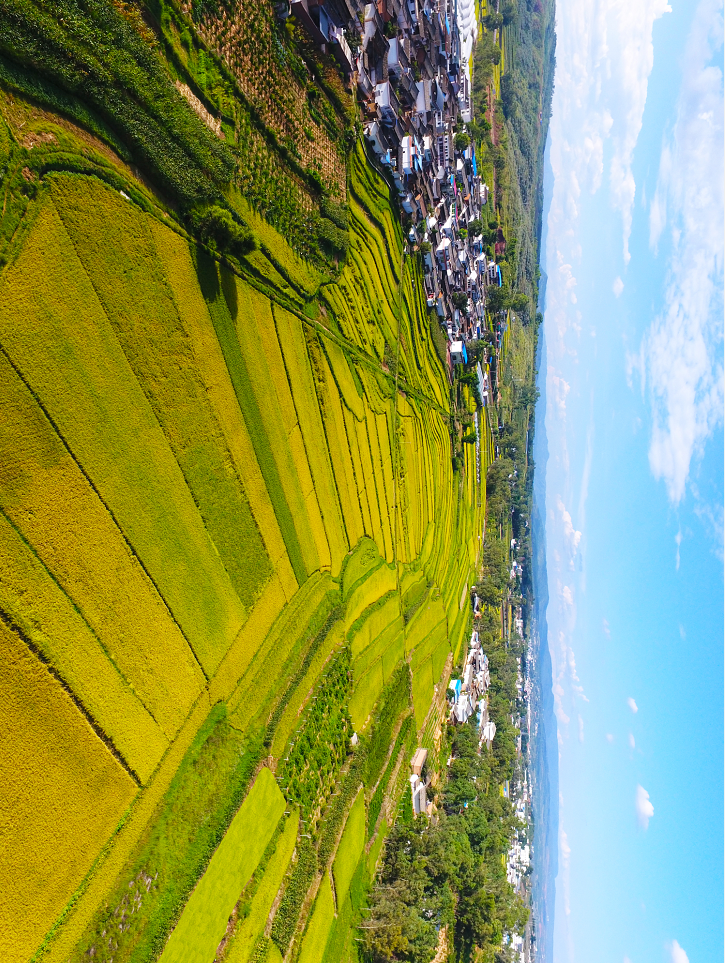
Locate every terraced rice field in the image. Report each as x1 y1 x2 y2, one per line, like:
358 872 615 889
0 111 490 962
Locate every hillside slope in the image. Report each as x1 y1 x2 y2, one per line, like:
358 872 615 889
0 88 491 963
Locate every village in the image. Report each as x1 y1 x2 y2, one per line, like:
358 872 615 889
403 588 534 963
282 0 511 391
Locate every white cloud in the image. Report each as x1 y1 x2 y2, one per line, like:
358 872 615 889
602 618 611 638
578 715 585 742
628 697 639 713
668 940 690 963
644 0 724 504
606 0 672 263
636 784 654 829
613 276 624 297
556 495 582 560
560 828 572 915
675 529 682 570
629 732 636 749
606 733 614 743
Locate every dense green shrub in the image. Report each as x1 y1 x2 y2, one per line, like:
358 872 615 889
192 204 257 258
316 215 349 258
320 196 348 230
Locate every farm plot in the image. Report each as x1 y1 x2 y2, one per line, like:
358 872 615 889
0 620 137 963
226 811 299 963
52 175 273 612
160 767 285 963
0 511 168 782
0 349 204 742
332 790 366 906
274 307 348 574
0 199 245 677
149 220 292 585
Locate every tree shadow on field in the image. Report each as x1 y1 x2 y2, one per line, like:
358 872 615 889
193 243 239 325
193 242 220 305
220 264 238 322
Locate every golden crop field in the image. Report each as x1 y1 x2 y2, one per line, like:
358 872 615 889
0 620 136 963
0 62 490 959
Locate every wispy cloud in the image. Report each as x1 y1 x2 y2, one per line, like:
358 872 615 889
557 495 582 562
629 732 636 749
560 828 572 915
635 784 655 829
606 0 672 263
644 0 724 503
628 697 639 713
613 276 624 297
668 940 690 963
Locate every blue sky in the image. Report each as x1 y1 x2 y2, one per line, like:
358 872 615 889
541 1 724 961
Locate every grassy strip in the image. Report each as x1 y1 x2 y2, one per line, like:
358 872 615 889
332 790 366 906
159 768 285 963
70 704 264 963
194 246 307 584
297 875 335 963
226 812 299 963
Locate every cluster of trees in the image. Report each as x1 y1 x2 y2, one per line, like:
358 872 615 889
362 711 527 963
191 204 257 258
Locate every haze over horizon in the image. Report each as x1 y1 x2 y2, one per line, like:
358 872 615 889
541 1 724 961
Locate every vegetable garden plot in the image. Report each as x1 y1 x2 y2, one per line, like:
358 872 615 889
297 875 335 963
332 791 366 906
